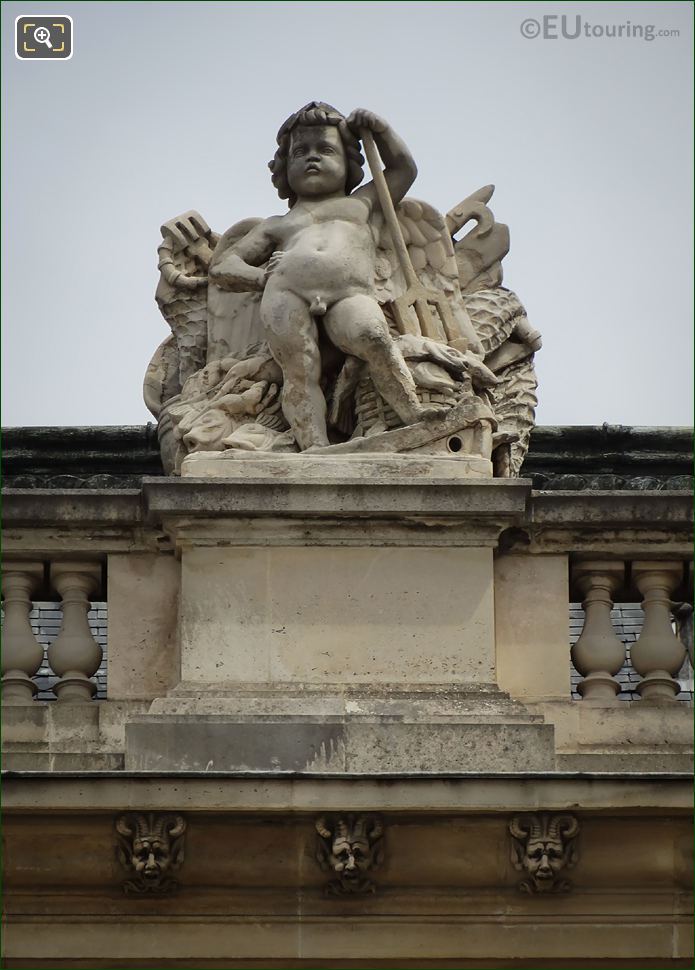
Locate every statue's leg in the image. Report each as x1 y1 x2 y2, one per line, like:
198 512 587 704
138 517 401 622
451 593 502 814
324 295 425 427
261 289 329 450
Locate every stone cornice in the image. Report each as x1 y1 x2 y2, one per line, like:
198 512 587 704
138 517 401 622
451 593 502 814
2 483 691 555
2 771 691 813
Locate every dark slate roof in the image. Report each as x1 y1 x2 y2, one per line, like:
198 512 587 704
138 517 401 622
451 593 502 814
521 425 693 491
2 424 693 491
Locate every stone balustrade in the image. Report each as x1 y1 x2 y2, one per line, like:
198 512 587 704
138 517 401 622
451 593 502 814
4 550 691 708
1 562 45 703
631 561 689 702
1 559 104 704
571 561 627 701
571 559 690 703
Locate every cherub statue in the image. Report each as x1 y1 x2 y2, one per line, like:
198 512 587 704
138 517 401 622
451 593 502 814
209 104 452 451
144 102 542 475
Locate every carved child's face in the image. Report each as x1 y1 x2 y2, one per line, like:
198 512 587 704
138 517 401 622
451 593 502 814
287 125 347 199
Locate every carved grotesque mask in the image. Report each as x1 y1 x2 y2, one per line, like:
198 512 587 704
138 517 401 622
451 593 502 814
315 814 384 895
510 814 579 894
116 813 186 895
329 832 372 883
522 836 566 886
131 834 173 885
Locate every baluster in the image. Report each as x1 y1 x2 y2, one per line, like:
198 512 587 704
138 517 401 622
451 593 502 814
48 562 102 702
631 561 686 702
1 562 45 703
571 561 625 701
683 563 694 667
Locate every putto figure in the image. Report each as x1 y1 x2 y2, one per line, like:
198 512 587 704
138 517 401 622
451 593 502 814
145 101 542 474
509 813 580 894
210 104 451 450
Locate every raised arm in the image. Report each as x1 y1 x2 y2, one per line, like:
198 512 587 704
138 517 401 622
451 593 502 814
208 219 279 292
348 109 418 208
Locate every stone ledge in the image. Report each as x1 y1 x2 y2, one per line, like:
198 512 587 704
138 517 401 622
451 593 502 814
530 490 693 527
124 716 556 773
557 752 693 772
2 772 691 812
518 490 694 556
2 489 142 526
143 475 531 522
181 452 493 480
3 484 690 539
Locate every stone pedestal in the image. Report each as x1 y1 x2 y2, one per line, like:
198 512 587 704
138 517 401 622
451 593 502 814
179 543 495 686
129 460 554 772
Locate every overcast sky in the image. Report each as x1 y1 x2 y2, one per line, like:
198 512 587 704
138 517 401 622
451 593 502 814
2 0 693 428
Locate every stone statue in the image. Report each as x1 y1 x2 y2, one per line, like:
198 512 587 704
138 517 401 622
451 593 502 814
144 102 541 476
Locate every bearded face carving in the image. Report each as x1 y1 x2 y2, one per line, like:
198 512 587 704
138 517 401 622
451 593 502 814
510 813 579 894
116 813 186 895
315 814 385 895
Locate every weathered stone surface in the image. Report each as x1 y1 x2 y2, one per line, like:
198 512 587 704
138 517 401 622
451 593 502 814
176 544 496 686
1 700 149 771
494 554 571 701
107 553 180 700
6 772 691 813
181 451 492 480
149 681 537 718
143 475 530 523
529 698 694 773
124 714 555 773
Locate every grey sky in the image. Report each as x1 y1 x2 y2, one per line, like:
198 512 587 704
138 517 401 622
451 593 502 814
2 0 693 428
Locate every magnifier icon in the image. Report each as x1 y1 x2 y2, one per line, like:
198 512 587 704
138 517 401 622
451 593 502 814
33 26 53 49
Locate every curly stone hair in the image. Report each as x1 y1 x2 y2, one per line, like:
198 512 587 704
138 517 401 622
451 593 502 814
269 102 364 208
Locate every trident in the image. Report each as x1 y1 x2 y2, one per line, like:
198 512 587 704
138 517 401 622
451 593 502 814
360 129 468 354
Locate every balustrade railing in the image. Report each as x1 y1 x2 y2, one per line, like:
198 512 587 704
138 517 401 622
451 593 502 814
2 560 105 704
2 555 692 706
571 562 626 700
570 559 692 703
1 562 45 703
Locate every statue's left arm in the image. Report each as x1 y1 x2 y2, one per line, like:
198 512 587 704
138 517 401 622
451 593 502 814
348 109 418 207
